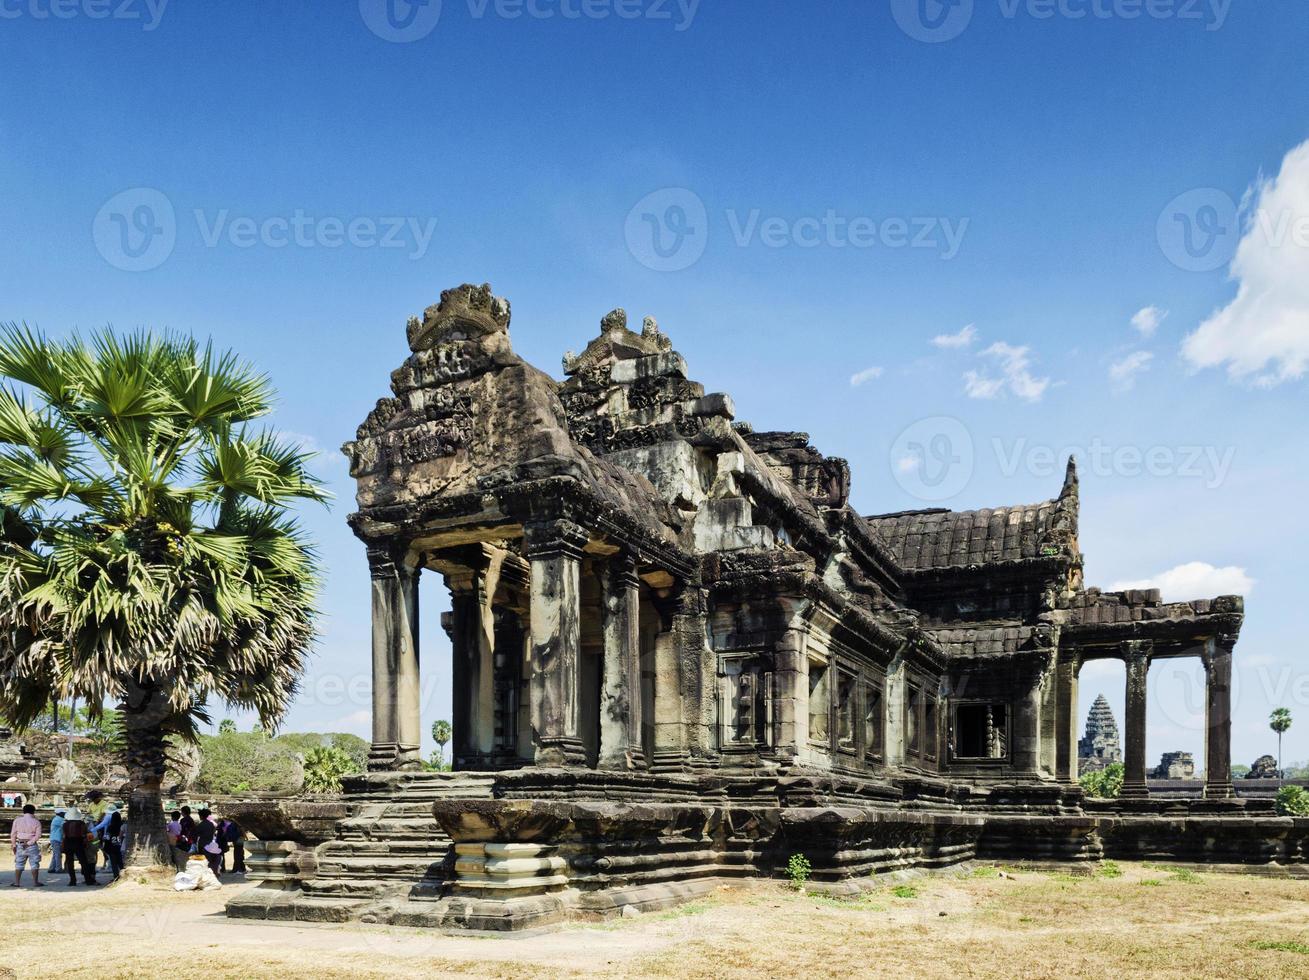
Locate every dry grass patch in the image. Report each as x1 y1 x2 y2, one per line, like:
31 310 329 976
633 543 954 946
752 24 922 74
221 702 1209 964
6 858 1309 979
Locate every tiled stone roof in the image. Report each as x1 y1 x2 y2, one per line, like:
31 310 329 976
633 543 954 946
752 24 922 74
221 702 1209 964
866 502 1063 571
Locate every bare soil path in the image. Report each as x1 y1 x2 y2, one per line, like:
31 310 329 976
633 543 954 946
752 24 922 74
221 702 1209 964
4 859 1309 979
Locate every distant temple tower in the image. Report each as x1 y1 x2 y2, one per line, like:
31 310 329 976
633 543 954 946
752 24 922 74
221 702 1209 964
1078 694 1122 773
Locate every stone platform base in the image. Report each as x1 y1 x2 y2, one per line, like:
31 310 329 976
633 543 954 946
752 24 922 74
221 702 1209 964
223 771 1309 932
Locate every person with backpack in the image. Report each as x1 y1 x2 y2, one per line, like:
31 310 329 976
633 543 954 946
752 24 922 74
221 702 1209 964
60 806 97 887
221 816 246 875
99 807 125 880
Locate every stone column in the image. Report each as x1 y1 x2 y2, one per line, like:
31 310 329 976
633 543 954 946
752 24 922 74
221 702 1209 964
1121 641 1152 800
884 654 907 768
448 550 503 770
1054 655 1080 783
368 544 422 771
1203 635 1236 799
598 552 645 769
1012 671 1043 777
525 520 588 767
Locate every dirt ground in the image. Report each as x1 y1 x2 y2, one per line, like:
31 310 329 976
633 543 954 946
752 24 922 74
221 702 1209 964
3 856 1309 979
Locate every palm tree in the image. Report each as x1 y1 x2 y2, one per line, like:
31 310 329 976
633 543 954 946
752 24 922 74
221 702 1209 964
0 325 326 865
432 719 452 769
1271 708 1293 777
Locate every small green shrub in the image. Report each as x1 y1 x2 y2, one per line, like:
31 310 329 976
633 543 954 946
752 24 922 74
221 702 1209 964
1139 878 1163 887
1095 861 1123 879
786 853 812 891
1079 762 1124 799
890 884 918 899
1276 785 1309 816
1170 868 1202 884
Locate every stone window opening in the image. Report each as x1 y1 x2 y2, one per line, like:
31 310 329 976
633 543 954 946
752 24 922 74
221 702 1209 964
906 685 921 756
808 658 831 747
835 668 857 754
863 680 884 761
720 657 773 748
924 696 939 762
953 702 1009 760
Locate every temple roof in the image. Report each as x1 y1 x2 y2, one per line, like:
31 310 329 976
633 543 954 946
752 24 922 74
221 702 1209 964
865 460 1079 572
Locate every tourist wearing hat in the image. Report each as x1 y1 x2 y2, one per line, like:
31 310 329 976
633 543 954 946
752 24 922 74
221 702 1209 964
60 806 96 887
47 806 66 873
9 803 43 887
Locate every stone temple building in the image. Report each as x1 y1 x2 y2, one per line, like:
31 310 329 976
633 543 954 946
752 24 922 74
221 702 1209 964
228 285 1294 931
1078 694 1122 773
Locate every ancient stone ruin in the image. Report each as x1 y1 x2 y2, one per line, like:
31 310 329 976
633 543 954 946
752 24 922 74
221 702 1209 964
1077 693 1122 773
1151 751 1197 780
227 285 1306 931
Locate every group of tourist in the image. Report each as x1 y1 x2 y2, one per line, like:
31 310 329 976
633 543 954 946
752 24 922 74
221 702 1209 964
9 800 245 887
165 806 246 878
10 800 126 887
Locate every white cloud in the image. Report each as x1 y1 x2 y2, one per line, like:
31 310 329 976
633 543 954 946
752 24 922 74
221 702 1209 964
931 323 977 349
1182 138 1309 386
1131 305 1168 337
894 454 920 474
849 365 884 386
330 709 372 733
963 342 1051 402
1109 350 1154 390
1109 561 1254 602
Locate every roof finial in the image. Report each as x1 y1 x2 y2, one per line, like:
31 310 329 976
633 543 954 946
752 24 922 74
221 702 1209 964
1061 455 1079 498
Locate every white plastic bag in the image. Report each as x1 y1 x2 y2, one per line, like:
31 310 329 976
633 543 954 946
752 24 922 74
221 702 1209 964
172 871 198 892
194 865 223 890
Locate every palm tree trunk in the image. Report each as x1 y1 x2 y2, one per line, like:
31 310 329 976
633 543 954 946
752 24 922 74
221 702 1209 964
121 679 172 867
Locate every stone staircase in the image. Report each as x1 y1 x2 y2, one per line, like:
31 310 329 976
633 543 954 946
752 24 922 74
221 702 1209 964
289 773 496 923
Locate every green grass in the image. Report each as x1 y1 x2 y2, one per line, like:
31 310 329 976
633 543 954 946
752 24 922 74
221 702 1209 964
1138 879 1163 887
1094 861 1123 879
1249 940 1309 955
889 884 918 899
1169 868 1202 884
808 894 888 912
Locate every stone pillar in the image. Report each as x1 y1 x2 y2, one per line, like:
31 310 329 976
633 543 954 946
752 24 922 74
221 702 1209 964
449 550 503 770
525 520 588 767
1054 653 1080 784
884 654 907 768
368 544 422 771
1203 635 1236 799
1121 641 1152 800
598 552 645 769
1012 671 1043 777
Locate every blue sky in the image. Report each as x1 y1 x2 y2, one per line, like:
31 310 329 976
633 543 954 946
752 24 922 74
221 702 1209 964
2 0 1307 769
